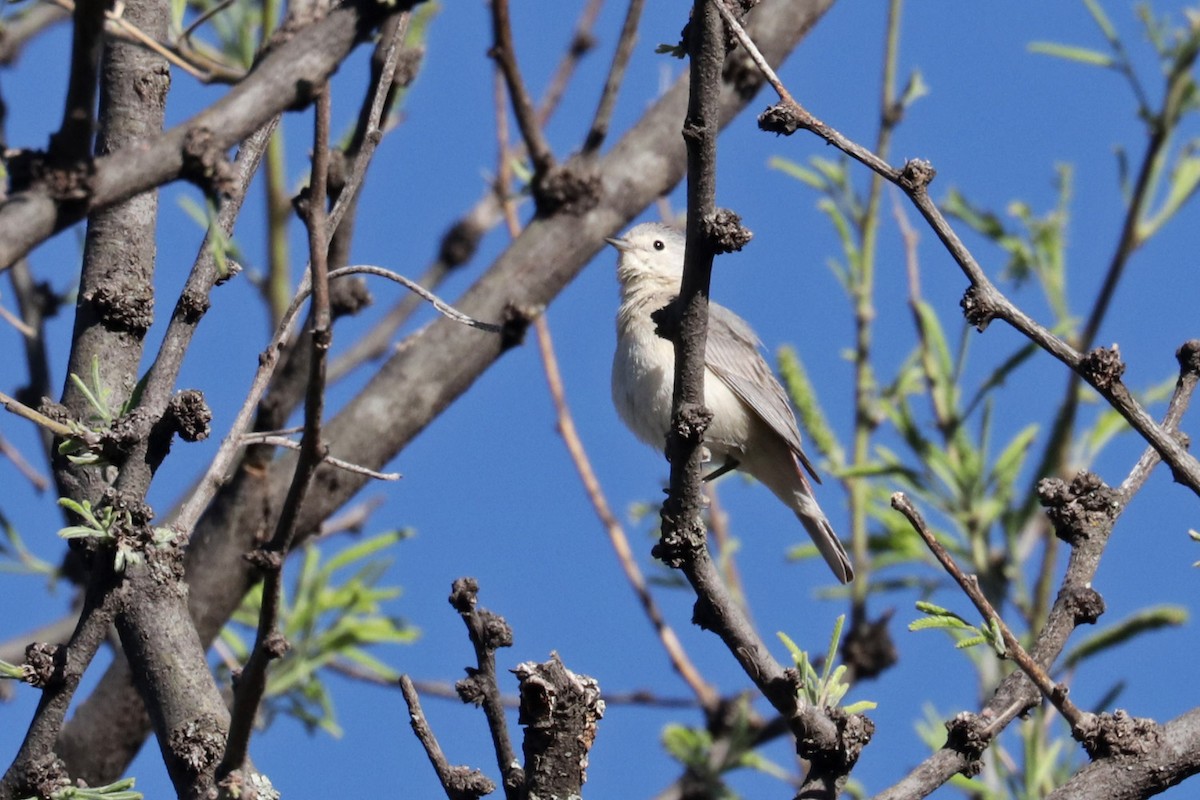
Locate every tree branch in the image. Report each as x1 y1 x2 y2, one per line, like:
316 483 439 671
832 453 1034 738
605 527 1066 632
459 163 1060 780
49 1 837 782
0 0 417 272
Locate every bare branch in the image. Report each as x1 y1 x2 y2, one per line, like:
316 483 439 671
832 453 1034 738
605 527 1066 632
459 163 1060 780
715 2 1200 498
488 0 554 179
581 0 645 155
0 0 415 272
449 578 522 799
400 676 496 800
218 83 334 781
533 316 720 712
237 433 401 481
891 492 1092 731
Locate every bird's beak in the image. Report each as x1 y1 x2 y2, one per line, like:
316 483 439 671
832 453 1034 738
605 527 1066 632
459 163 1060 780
605 236 630 251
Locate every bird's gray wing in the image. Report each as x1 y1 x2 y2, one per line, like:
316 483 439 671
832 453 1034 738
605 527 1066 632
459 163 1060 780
705 302 821 481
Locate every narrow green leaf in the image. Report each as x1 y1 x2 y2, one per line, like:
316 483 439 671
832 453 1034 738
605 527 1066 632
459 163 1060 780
1083 0 1118 41
1028 41 1114 67
899 68 929 109
1062 606 1188 669
914 301 953 380
776 631 803 664
909 616 974 632
989 424 1039 493
821 615 845 685
767 155 826 189
321 529 406 577
1139 151 1200 240
843 700 878 714
777 346 843 465
954 635 988 649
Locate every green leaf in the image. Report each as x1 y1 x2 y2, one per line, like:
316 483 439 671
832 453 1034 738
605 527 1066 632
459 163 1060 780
662 724 710 764
1083 0 1118 41
0 659 26 679
1061 606 1187 670
820 615 846 686
954 635 988 649
767 156 826 189
321 529 407 576
899 68 929 109
988 423 1039 493
1028 42 1114 67
909 615 974 632
69 357 113 424
777 346 843 465
1139 146 1200 240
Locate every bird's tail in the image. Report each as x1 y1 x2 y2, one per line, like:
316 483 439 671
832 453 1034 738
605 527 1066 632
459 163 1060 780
750 451 854 584
792 494 854 584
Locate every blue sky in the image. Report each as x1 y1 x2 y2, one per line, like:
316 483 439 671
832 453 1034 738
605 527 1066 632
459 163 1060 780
2 1 1199 797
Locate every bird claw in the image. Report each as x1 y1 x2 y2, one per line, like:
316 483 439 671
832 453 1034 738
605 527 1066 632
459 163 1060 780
703 457 739 483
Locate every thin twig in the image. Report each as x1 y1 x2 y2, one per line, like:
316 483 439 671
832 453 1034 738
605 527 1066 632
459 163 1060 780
890 492 1091 732
400 676 497 800
489 0 555 177
218 85 334 781
581 0 645 154
332 265 502 333
179 0 237 49
173 261 499 535
46 0 240 82
327 14 409 240
341 664 698 709
0 432 50 492
535 0 604 125
0 389 91 441
329 0 599 383
147 120 279 535
450 580 522 800
1119 341 1200 500
533 316 720 712
714 0 1200 498
237 433 401 480
0 296 36 337
843 0 904 607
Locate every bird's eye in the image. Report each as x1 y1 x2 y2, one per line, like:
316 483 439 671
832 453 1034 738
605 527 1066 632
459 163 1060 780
653 239 665 251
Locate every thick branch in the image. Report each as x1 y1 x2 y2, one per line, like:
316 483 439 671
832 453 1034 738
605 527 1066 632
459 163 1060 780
719 7 1200 496
50 0 837 783
0 0 415 271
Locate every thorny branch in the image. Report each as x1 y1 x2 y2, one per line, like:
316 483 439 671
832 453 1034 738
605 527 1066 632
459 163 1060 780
714 0 1200 497
663 2 866 797
891 493 1091 731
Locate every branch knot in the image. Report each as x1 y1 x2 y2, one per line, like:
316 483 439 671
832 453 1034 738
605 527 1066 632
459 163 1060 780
944 712 988 776
1080 345 1126 391
757 102 806 135
1075 709 1159 760
705 209 752 253
1037 471 1120 546
960 284 997 331
898 158 936 191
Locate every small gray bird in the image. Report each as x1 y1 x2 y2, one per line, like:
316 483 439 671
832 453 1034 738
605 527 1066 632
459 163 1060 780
608 222 853 584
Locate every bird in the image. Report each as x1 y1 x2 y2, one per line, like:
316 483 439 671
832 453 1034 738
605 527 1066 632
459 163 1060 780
607 222 853 584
